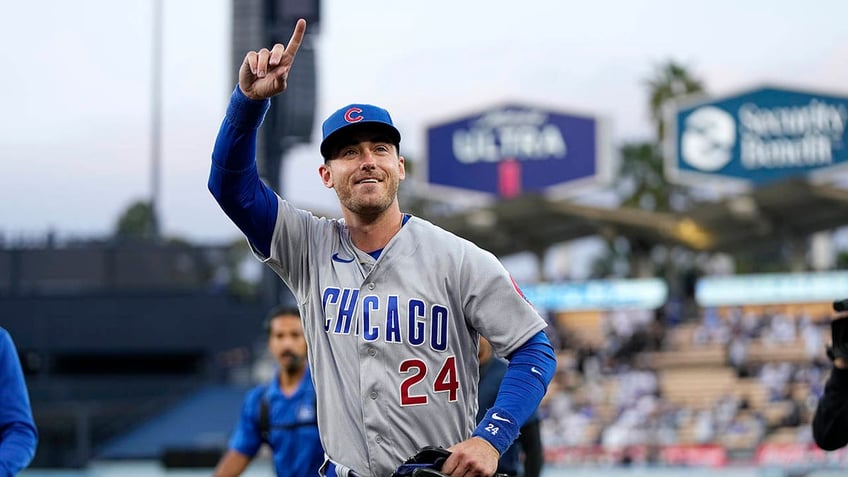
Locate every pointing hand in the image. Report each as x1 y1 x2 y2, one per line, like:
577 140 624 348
238 18 306 101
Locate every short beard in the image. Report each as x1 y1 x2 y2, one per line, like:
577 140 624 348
339 178 399 218
280 353 305 374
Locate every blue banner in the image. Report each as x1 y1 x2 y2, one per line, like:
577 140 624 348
521 278 668 311
426 104 601 197
696 271 848 306
667 86 848 185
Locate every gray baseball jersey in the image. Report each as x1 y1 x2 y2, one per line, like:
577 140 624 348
253 197 547 477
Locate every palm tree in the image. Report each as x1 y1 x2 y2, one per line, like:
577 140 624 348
621 60 706 214
647 60 705 141
595 61 707 278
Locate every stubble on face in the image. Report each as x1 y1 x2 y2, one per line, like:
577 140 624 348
268 315 307 376
335 168 401 218
278 351 305 374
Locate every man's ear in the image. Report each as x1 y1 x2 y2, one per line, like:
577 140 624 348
398 155 406 181
319 164 334 188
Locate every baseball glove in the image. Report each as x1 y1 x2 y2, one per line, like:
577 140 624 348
390 447 508 477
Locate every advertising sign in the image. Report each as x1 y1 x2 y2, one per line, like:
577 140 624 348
695 270 848 306
521 278 667 311
666 85 848 185
427 103 606 197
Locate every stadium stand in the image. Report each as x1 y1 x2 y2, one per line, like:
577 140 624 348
538 302 831 466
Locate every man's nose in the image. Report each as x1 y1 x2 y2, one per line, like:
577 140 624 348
359 150 376 168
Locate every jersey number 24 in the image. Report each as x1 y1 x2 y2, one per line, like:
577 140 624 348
399 356 459 406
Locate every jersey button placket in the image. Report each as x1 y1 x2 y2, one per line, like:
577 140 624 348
366 282 376 290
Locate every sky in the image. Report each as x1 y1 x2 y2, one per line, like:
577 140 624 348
2 0 848 246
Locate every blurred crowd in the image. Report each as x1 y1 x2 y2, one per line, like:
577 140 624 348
537 306 830 455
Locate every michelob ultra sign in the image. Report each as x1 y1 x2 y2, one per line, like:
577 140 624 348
426 103 605 197
665 85 848 185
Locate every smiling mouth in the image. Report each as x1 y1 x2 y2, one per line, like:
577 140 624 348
357 178 380 184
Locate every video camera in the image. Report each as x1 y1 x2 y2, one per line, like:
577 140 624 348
829 299 848 361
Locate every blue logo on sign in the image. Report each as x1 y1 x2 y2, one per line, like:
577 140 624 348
669 86 848 185
332 253 355 263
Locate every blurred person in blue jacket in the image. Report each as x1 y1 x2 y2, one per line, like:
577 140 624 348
477 337 544 477
0 327 38 477
213 306 323 477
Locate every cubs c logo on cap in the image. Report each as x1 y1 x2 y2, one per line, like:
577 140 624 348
320 103 401 159
344 107 364 123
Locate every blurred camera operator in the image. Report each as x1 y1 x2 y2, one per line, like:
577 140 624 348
812 299 848 450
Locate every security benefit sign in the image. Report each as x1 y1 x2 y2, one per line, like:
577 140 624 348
666 86 848 185
426 104 602 198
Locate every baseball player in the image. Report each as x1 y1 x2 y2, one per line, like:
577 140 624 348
213 306 323 477
0 327 38 476
208 19 557 477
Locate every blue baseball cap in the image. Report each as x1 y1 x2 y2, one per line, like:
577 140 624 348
320 104 401 159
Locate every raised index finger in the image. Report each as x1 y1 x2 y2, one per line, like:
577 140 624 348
284 19 307 60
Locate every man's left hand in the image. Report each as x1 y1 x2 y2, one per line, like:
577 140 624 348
441 437 499 477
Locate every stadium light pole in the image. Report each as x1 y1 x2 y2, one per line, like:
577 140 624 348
150 0 163 240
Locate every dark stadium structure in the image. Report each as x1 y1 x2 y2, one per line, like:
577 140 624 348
1 241 266 467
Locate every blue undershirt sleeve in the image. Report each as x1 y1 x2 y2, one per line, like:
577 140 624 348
0 329 38 477
472 331 556 454
208 86 278 257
